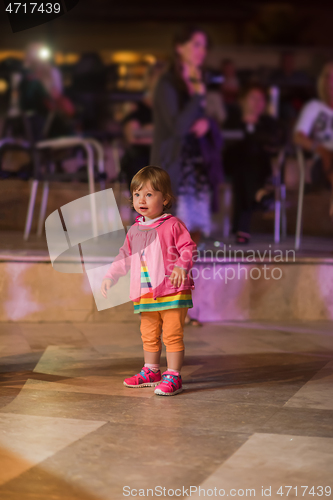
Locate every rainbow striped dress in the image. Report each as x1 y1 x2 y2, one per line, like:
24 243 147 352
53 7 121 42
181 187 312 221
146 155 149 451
133 248 193 314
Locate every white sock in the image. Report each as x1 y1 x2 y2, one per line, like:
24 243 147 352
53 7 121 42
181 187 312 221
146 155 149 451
167 369 180 376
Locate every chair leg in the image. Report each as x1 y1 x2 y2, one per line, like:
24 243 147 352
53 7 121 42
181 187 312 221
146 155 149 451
82 142 98 237
295 149 306 250
24 179 39 241
281 184 287 239
86 138 105 191
274 197 281 243
85 144 95 195
37 181 49 237
222 185 232 238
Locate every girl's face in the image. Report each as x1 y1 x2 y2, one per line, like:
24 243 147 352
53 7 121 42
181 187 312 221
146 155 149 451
133 181 167 219
176 32 207 68
243 89 266 118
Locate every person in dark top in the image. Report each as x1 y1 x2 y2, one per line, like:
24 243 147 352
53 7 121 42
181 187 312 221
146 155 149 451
120 63 164 189
151 25 223 247
224 84 283 244
70 52 108 131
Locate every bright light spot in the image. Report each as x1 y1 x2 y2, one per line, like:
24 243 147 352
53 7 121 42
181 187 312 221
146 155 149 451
214 241 221 247
39 47 51 60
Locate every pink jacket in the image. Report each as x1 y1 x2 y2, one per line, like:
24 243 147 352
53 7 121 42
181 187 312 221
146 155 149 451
103 214 196 302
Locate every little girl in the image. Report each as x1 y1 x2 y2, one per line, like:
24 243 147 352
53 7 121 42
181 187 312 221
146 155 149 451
101 166 196 396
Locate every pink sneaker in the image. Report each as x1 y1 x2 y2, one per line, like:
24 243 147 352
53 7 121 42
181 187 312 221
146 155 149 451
154 371 183 396
123 367 161 388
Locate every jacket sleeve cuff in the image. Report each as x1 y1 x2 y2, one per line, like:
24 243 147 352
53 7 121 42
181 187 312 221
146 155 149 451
174 254 192 273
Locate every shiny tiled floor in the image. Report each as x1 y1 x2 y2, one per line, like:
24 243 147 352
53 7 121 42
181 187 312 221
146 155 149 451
0 320 333 499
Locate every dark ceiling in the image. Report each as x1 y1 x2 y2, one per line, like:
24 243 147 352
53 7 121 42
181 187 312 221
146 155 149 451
68 1 254 22
67 0 331 23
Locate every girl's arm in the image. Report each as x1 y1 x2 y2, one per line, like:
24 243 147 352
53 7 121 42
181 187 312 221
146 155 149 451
155 78 204 139
171 221 197 273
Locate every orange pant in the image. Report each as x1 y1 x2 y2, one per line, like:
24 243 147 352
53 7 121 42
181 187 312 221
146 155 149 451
140 308 188 353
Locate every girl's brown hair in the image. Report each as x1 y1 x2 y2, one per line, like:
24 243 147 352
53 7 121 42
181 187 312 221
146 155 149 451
130 165 175 210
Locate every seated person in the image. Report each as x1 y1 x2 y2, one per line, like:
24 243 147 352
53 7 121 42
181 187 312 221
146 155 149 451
224 84 283 244
294 62 333 217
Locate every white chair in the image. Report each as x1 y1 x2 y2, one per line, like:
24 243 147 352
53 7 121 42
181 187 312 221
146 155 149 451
0 104 106 240
273 146 288 243
23 136 106 240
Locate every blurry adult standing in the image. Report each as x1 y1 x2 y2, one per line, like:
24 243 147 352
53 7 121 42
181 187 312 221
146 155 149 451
151 26 222 245
20 43 74 139
70 52 107 132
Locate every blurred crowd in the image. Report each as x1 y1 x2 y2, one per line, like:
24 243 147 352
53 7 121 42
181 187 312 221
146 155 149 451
1 28 333 244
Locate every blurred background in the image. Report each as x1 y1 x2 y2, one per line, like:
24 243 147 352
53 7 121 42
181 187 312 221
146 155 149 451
1 0 333 241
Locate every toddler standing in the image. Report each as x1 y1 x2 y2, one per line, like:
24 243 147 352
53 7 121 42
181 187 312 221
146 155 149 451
101 166 196 396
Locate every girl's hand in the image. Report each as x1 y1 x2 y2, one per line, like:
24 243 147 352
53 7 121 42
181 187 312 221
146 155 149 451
169 266 187 287
190 118 210 137
101 279 113 298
